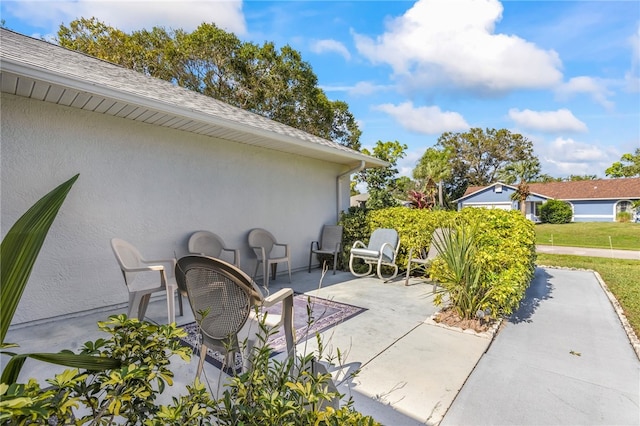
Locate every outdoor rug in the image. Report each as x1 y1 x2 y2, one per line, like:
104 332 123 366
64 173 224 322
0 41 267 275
179 294 366 372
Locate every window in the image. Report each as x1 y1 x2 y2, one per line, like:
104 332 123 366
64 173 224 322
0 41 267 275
617 201 632 214
532 202 543 216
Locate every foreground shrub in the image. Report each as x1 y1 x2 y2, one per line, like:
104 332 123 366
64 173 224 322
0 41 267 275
539 199 573 224
2 310 380 425
1 315 191 424
430 208 536 318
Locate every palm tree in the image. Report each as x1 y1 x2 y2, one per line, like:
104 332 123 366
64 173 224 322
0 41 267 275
498 159 540 216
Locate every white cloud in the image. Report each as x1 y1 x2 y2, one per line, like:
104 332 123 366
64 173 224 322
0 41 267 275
310 39 351 61
555 76 615 110
3 0 246 35
352 0 562 94
508 108 587 133
374 102 469 134
321 81 393 96
540 137 614 177
625 23 640 93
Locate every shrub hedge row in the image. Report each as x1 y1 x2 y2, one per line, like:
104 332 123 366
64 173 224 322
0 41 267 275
339 207 536 317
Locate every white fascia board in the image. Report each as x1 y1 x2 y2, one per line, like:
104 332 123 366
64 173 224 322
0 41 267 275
1 59 388 169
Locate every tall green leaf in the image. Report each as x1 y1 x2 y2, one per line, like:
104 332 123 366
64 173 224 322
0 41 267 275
1 174 79 344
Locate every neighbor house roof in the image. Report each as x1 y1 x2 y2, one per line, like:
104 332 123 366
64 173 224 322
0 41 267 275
0 29 387 169
461 177 640 201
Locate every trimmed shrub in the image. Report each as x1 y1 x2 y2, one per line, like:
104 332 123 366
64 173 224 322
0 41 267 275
539 199 573 224
341 206 536 319
617 211 632 223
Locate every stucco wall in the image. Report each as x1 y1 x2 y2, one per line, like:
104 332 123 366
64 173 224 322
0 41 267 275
1 94 350 324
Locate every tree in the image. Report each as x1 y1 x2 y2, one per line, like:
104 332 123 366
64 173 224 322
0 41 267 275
358 140 407 209
565 174 597 181
413 147 453 207
534 174 563 183
496 160 540 216
605 149 640 178
436 128 536 200
57 18 362 150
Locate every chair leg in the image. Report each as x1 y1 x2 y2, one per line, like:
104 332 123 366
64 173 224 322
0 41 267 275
405 260 411 286
138 294 151 320
196 342 207 380
332 252 338 274
263 262 269 289
177 292 184 316
308 249 313 273
287 260 291 283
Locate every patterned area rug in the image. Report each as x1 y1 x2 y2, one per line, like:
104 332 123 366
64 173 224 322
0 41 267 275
179 294 366 372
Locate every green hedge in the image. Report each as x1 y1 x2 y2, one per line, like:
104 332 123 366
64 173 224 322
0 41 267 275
339 206 536 317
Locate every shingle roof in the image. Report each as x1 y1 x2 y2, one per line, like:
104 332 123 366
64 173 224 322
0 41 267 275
0 28 387 169
463 177 640 201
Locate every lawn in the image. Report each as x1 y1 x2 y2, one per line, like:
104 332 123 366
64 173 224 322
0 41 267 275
535 222 640 250
536 253 640 339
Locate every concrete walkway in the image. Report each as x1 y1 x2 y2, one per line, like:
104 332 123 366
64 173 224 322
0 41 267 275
537 244 640 260
441 267 640 425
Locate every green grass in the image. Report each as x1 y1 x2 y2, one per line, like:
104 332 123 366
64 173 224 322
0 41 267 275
536 253 640 340
535 222 640 250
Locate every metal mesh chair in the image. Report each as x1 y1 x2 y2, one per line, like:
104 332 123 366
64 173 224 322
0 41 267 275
175 255 295 378
308 225 343 274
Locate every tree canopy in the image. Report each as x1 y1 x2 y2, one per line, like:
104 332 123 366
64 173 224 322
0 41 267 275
57 18 361 150
435 128 536 199
358 140 407 209
605 149 640 178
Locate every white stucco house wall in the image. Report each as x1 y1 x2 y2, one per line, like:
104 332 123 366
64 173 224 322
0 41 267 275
0 29 386 325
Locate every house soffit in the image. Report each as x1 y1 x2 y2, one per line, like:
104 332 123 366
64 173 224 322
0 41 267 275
0 29 387 170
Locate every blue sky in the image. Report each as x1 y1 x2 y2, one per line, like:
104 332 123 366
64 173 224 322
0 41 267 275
2 0 639 179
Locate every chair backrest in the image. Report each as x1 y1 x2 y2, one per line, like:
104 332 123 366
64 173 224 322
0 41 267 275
320 225 343 250
175 256 260 341
426 228 447 259
248 228 276 254
188 231 226 258
111 238 144 284
368 228 399 262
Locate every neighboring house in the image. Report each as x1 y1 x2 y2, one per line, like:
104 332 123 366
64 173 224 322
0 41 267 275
457 178 640 222
0 29 386 325
350 193 369 208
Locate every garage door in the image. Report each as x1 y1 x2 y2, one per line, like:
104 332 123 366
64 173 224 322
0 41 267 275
462 202 512 210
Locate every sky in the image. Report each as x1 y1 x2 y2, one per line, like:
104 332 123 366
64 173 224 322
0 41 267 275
2 0 639 180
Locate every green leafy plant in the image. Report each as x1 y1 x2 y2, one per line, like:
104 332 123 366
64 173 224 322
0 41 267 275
430 224 494 320
1 316 191 424
1 174 121 386
617 211 632 223
539 199 573 224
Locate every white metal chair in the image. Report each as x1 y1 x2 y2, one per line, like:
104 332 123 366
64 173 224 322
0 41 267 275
175 255 296 378
405 228 446 289
308 225 343 274
248 228 291 289
349 228 401 282
110 238 181 324
188 231 240 267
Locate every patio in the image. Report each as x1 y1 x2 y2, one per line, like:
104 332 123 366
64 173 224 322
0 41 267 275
5 269 492 425
6 265 639 425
